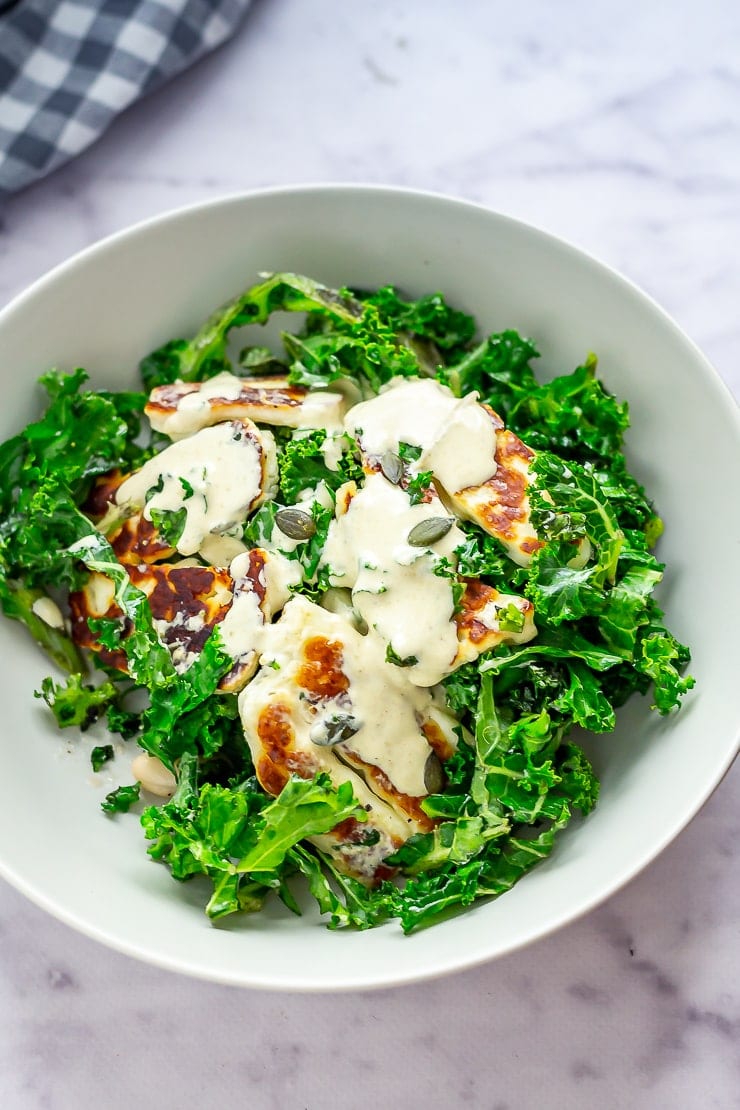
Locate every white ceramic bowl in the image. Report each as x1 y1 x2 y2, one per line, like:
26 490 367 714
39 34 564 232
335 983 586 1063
0 186 738 991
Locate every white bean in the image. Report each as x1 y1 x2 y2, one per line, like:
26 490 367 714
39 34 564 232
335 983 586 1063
131 753 176 798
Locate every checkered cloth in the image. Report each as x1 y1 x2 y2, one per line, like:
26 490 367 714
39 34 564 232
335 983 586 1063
0 0 251 196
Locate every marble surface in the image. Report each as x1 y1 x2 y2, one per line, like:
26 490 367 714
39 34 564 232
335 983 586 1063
1 1 739 1106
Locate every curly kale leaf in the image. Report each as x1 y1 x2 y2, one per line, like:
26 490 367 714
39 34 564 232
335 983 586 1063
504 355 629 466
0 370 157 667
453 524 529 591
444 329 540 404
36 673 119 730
278 430 363 504
0 371 151 588
140 272 364 389
389 674 598 929
362 285 476 352
284 303 420 392
102 783 141 814
91 745 114 772
635 624 695 715
289 845 392 930
526 452 625 624
143 769 367 921
355 285 476 373
70 529 236 767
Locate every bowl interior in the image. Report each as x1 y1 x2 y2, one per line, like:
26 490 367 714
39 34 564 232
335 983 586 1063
0 187 737 990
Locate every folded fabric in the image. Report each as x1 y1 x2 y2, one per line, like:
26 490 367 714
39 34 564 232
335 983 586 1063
0 0 251 196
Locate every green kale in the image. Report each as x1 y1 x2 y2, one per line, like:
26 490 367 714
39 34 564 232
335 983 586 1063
444 330 540 404
406 470 433 506
147 507 187 548
453 524 528 591
278 430 362 504
504 355 630 466
2 581 83 673
36 674 119 730
140 272 364 389
102 783 141 814
142 771 366 921
0 370 158 666
362 285 476 353
284 303 420 392
91 745 114 772
289 845 391 930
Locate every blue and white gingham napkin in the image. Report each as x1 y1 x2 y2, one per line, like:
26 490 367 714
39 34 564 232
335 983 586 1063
0 0 251 196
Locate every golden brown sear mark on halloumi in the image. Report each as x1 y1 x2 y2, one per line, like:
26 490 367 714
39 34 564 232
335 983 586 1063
337 751 436 834
464 430 533 541
255 633 435 836
422 718 457 762
83 472 176 566
454 577 536 665
111 516 177 565
254 702 321 797
450 419 543 565
69 563 232 675
147 376 306 418
252 701 398 882
83 470 125 518
296 636 350 700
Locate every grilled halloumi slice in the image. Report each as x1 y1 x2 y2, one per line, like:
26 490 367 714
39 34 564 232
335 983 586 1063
69 548 296 692
83 471 177 566
344 376 544 567
112 420 277 560
321 471 536 686
238 595 460 882
454 578 536 666
448 422 543 567
86 473 248 569
145 371 345 440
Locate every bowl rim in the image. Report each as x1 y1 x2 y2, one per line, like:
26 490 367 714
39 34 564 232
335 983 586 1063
0 182 738 992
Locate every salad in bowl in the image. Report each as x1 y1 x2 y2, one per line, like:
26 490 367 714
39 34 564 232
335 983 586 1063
0 271 693 934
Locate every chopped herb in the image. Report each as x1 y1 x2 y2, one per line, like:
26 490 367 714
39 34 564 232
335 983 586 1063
91 744 114 772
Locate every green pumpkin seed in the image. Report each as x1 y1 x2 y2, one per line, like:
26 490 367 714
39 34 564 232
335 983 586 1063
407 516 453 547
275 507 316 541
423 752 445 794
379 450 403 485
310 714 360 747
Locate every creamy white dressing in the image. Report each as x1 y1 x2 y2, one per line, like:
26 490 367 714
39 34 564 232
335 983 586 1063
345 377 498 492
294 390 346 433
320 586 361 628
31 596 65 630
320 432 345 472
115 422 272 557
219 549 300 662
152 373 253 440
250 595 443 797
259 481 334 559
261 549 303 607
321 472 466 687
219 584 263 661
198 533 248 566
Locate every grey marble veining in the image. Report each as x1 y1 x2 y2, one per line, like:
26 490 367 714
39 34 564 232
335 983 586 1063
0 2 738 1107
